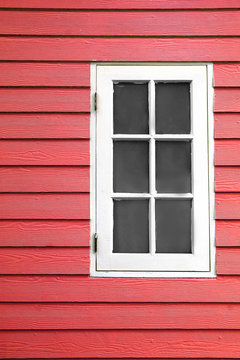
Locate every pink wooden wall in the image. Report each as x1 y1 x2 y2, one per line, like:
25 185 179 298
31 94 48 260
1 1 240 358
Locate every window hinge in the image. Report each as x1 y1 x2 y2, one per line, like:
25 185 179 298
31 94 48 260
94 92 97 111
94 233 98 252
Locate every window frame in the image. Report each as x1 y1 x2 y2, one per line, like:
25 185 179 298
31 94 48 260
90 62 215 278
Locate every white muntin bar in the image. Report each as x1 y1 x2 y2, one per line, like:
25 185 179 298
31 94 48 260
111 193 151 199
149 80 156 255
154 134 193 140
154 193 193 199
112 134 151 140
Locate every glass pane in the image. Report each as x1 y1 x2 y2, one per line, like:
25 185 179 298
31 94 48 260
156 141 191 193
114 82 149 134
113 141 149 193
113 200 149 253
156 199 192 253
155 82 190 134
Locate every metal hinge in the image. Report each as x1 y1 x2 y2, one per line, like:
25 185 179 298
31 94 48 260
94 92 97 111
94 233 98 252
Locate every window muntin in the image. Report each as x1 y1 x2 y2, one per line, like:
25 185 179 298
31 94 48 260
92 64 215 277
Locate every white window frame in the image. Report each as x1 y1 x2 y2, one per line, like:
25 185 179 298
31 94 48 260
90 63 215 278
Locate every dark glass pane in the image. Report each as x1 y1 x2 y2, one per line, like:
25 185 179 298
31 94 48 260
156 141 191 193
114 141 149 193
113 200 149 253
156 199 192 253
114 82 149 134
155 82 190 134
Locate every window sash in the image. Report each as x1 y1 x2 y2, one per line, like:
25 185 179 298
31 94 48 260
95 64 211 273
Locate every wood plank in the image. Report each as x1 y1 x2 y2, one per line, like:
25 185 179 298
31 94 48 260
1 0 239 9
216 193 240 219
215 167 240 192
217 248 240 275
1 10 240 36
215 140 240 166
1 330 240 358
0 62 90 87
0 220 90 247
0 193 89 219
216 220 240 247
0 166 89 192
215 113 240 139
214 64 240 87
0 140 89 165
215 88 240 112
0 247 89 274
3 276 240 303
1 37 240 61
3 302 240 330
0 358 213 360
0 88 89 112
0 113 89 139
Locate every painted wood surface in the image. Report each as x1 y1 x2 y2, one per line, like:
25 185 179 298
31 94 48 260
0 220 90 247
1 0 239 9
0 247 89 274
216 220 240 247
2 330 240 358
0 193 89 219
2 10 240 36
0 62 90 87
216 193 240 219
0 113 89 139
0 88 89 112
0 166 89 192
214 113 240 139
3 275 240 302
0 140 89 165
215 88 240 112
215 140 240 165
1 37 240 61
215 167 240 192
0 3 240 360
2 302 240 330
214 64 240 87
217 248 240 275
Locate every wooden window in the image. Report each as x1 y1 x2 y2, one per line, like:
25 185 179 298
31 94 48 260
91 64 215 277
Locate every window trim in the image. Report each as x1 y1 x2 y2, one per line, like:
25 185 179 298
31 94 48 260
90 62 215 278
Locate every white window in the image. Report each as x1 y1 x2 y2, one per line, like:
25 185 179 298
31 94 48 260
91 63 215 277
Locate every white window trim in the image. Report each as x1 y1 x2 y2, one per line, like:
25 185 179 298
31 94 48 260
90 62 215 278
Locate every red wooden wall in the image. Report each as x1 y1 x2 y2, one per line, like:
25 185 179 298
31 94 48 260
1 1 240 358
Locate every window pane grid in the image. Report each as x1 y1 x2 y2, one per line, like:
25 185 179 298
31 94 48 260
111 79 193 255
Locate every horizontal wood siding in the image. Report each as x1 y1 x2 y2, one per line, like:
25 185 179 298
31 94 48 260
1 0 240 9
0 113 89 138
0 88 90 112
0 140 89 165
0 3 240 360
2 11 240 36
2 302 240 329
1 37 240 61
0 193 89 219
0 220 90 247
3 275 240 302
2 330 240 358
0 62 90 87
0 166 89 192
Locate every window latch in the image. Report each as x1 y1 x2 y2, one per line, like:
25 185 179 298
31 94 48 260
94 92 97 111
94 233 98 252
